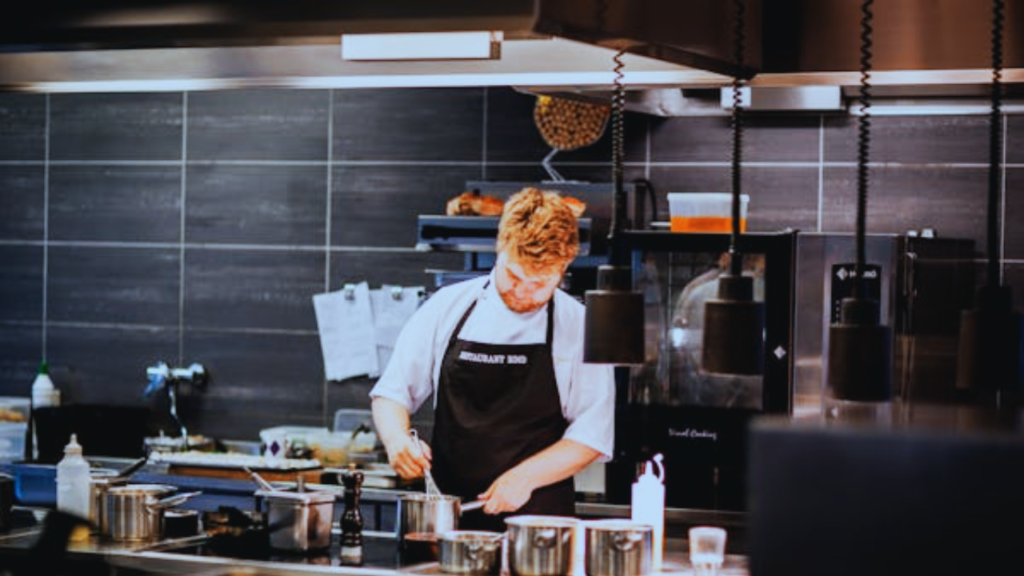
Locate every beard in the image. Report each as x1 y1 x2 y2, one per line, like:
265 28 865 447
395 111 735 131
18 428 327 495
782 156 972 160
497 286 549 314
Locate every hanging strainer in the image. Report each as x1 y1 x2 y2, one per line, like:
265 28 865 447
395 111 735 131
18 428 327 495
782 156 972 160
534 95 611 151
534 95 611 181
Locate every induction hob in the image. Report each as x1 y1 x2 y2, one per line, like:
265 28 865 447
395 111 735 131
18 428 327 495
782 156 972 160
155 531 433 570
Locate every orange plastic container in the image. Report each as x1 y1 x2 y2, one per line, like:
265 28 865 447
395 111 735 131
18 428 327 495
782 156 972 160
668 193 748 233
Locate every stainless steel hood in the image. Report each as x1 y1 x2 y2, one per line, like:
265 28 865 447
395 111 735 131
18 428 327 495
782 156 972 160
0 40 727 94
0 0 758 72
1 0 1023 115
0 0 747 102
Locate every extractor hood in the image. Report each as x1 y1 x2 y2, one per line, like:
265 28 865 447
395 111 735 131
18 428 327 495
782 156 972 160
0 0 761 75
0 0 747 100
1 0 1023 115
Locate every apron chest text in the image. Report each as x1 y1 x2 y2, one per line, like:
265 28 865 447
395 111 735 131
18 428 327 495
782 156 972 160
458 351 529 365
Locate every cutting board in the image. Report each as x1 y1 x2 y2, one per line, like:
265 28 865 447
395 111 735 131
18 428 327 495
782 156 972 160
167 464 323 483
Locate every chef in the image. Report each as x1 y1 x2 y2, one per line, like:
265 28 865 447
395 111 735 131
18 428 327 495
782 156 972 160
370 187 615 531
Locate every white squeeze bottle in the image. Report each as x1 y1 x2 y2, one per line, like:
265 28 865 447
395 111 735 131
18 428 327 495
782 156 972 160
32 361 60 408
56 434 91 519
631 453 665 572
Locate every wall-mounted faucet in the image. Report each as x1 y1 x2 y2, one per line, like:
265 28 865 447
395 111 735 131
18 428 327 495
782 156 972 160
144 362 207 447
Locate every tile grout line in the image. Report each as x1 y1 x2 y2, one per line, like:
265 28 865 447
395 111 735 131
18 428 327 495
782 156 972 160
179 92 189 366
818 114 825 232
5 157 1021 169
42 94 50 362
323 89 334 427
326 89 334 294
0 318 319 336
481 87 489 181
0 239 431 253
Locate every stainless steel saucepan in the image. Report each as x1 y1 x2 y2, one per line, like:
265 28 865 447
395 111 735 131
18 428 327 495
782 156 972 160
88 456 149 535
399 492 488 564
439 530 504 575
400 493 486 538
106 484 202 542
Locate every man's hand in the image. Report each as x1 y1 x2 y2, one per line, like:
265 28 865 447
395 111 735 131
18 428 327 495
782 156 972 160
478 469 535 514
475 439 601 515
372 397 432 480
384 434 432 480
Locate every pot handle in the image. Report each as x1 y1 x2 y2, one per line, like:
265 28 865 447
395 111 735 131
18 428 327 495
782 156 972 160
473 532 504 552
613 531 645 551
112 456 150 481
148 491 203 511
533 528 558 548
243 466 276 492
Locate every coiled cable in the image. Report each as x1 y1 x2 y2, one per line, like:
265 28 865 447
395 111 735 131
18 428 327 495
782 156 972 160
612 49 626 203
729 0 747 276
987 0 1005 289
608 47 629 263
854 0 874 299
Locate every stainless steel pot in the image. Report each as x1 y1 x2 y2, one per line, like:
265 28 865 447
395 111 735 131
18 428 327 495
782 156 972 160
88 470 124 535
584 520 653 576
400 493 461 542
256 487 336 551
439 530 503 575
106 484 201 542
399 493 487 538
163 508 202 539
88 457 149 535
506 516 578 576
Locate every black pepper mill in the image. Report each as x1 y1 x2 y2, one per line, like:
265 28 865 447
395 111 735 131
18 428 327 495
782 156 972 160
341 466 365 565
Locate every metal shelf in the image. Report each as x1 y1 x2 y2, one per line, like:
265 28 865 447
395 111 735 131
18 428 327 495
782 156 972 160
416 215 592 256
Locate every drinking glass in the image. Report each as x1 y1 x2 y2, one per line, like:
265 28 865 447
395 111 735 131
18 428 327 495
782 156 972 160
689 526 727 576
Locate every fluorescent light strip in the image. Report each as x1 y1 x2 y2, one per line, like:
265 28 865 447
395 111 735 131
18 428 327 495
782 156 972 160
341 31 501 61
20 70 703 92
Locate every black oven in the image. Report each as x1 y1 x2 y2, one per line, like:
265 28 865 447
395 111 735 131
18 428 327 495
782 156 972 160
604 230 797 512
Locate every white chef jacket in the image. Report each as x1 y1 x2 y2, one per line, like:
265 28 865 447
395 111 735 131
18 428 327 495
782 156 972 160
369 270 616 462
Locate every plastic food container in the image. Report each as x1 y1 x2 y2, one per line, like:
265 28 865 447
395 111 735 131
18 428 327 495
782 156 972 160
333 409 373 433
0 423 27 463
259 426 329 458
0 397 30 463
308 432 347 467
668 193 748 233
0 397 30 424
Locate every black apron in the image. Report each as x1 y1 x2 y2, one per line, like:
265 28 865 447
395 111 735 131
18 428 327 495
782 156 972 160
431 285 576 532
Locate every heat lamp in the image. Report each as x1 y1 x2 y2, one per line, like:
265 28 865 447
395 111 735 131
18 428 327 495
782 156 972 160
700 0 766 376
582 49 644 366
823 0 893 424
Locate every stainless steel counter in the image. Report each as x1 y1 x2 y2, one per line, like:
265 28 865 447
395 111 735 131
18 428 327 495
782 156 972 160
1 508 749 576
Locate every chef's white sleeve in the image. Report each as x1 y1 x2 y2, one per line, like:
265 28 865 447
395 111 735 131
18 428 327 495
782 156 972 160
562 352 616 462
368 296 439 415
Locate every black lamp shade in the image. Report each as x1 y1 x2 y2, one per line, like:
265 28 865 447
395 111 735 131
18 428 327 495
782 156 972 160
584 265 644 365
956 285 1024 394
826 298 892 402
701 274 765 375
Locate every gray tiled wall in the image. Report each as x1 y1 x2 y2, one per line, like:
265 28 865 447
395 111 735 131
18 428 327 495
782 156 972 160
0 87 1021 441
